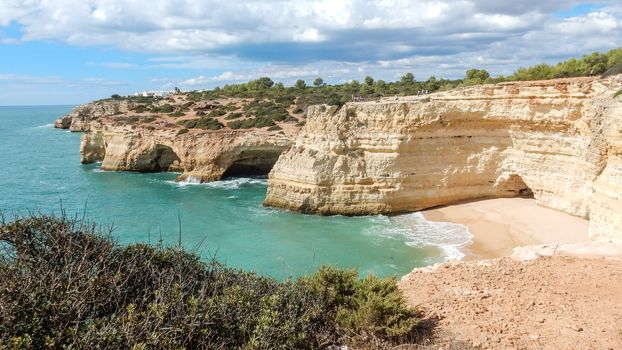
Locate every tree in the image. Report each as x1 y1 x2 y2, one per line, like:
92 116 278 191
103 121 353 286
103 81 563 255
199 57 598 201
111 94 121 99
464 69 491 85
247 77 274 91
295 79 306 90
364 76 374 86
583 52 608 75
400 73 415 85
313 78 325 87
373 80 387 94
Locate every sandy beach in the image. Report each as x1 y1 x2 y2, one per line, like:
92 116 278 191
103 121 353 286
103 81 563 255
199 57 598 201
423 197 591 260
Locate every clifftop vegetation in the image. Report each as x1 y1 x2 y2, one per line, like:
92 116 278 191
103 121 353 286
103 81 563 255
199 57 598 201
0 215 421 349
190 47 622 103
106 48 622 110
83 48 621 134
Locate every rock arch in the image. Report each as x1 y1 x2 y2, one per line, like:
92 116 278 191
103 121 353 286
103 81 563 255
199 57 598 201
136 144 181 172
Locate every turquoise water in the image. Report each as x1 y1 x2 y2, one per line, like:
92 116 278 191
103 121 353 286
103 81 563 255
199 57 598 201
0 106 471 279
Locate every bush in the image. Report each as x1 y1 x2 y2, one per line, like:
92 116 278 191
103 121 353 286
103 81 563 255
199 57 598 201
158 104 174 113
177 117 224 130
0 215 420 349
615 89 622 98
133 105 149 113
169 111 185 118
142 115 156 123
224 112 243 120
177 128 189 135
267 125 282 131
228 116 276 129
244 100 290 121
207 108 227 118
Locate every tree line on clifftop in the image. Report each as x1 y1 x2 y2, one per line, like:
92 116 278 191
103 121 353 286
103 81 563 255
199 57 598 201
107 48 622 110
180 47 622 107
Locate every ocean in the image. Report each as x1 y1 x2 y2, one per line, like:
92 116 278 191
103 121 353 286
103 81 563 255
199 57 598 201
0 105 472 279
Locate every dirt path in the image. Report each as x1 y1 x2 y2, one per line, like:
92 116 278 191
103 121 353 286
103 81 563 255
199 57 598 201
399 256 622 349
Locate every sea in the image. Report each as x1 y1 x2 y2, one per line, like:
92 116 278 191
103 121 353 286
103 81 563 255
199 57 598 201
0 105 473 279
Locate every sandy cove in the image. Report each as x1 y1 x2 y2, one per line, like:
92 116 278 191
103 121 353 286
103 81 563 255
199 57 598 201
422 197 591 260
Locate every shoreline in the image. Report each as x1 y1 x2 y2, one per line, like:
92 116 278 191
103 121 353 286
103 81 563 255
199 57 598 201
422 197 591 260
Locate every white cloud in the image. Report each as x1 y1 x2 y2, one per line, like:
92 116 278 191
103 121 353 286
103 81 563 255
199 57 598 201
3 0 614 55
1 0 621 97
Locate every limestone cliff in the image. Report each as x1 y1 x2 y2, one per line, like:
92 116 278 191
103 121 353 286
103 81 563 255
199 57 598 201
54 99 135 132
81 127 291 181
60 93 306 181
264 76 622 242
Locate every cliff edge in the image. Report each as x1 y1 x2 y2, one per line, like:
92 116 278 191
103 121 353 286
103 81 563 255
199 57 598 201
264 76 622 242
60 94 304 181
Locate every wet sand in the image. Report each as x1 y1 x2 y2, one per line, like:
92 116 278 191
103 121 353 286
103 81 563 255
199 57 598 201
422 197 590 260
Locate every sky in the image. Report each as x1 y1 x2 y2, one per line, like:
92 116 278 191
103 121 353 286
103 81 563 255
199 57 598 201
0 0 621 105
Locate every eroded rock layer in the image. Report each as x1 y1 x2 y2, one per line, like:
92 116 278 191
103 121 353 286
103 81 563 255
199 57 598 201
55 99 135 132
265 76 622 242
81 128 291 181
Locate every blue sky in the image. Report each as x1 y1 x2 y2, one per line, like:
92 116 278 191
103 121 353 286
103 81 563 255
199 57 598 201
1 0 620 105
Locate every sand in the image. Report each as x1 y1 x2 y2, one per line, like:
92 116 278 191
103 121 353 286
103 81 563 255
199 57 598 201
422 197 591 260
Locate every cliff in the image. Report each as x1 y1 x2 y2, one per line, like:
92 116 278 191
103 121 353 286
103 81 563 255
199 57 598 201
264 76 622 242
68 94 304 181
54 99 135 132
81 127 291 181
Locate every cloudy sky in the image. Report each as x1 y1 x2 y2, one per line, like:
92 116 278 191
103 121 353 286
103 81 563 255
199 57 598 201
1 0 621 105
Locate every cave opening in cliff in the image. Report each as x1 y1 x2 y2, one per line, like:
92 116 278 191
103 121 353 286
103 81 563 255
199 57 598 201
496 174 534 198
150 145 181 172
221 150 282 178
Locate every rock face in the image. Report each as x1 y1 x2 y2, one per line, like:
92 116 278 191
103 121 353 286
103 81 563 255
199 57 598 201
81 127 291 181
54 99 135 131
265 76 622 242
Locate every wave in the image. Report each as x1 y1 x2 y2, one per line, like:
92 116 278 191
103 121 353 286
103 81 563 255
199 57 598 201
369 212 473 261
33 123 54 129
168 176 268 189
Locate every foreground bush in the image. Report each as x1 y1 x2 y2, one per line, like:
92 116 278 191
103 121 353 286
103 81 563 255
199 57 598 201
0 215 419 349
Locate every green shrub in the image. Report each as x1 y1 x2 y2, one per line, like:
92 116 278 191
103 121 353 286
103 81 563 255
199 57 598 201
177 128 189 135
207 108 227 118
267 125 282 131
224 112 242 120
158 104 174 113
177 117 224 130
225 103 238 111
142 115 156 123
169 111 185 118
0 215 420 349
133 104 149 113
614 89 622 98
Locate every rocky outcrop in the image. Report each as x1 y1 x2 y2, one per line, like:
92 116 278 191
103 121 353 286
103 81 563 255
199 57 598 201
81 127 291 181
265 76 622 242
54 99 135 131
54 116 72 129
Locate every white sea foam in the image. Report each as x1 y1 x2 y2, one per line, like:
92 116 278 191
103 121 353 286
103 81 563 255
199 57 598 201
33 123 54 128
169 177 268 189
369 212 473 261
